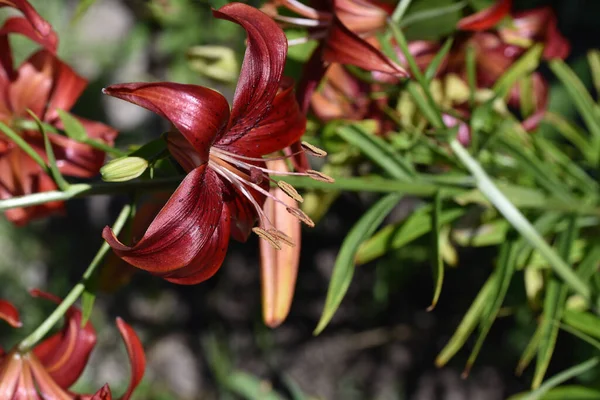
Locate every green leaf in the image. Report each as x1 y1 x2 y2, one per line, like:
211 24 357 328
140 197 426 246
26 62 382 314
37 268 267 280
493 44 543 98
71 0 98 25
356 206 464 265
532 215 578 388
337 124 416 181
563 310 600 341
541 113 594 164
436 275 496 366
512 358 599 400
449 139 590 300
57 109 88 142
314 193 403 335
516 323 544 376
81 288 96 327
428 191 444 311
27 111 70 191
464 240 517 376
550 59 600 158
0 121 51 177
587 50 600 99
425 37 454 82
537 386 600 400
227 372 284 400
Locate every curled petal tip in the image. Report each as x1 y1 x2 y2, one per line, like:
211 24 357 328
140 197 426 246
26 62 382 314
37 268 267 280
457 0 512 31
0 299 22 328
116 317 146 400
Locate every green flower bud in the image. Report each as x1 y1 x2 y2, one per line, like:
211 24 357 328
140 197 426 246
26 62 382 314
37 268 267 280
101 157 148 182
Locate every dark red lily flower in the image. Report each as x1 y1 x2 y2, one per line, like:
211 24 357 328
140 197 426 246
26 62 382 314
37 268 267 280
0 3 118 225
101 3 329 284
457 0 569 60
0 0 58 79
264 0 407 109
0 290 145 399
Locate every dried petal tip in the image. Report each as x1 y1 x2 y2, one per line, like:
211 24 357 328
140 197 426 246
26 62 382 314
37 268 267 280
286 207 315 228
301 141 327 157
253 227 282 250
268 228 296 247
307 170 335 183
277 181 304 203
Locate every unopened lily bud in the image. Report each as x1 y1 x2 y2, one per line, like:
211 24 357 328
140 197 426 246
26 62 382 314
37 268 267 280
187 45 239 83
101 156 148 182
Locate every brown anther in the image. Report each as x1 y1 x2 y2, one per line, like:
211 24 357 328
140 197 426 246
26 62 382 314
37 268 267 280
268 229 295 247
307 170 335 183
277 181 304 203
253 227 282 250
301 141 327 157
286 207 315 228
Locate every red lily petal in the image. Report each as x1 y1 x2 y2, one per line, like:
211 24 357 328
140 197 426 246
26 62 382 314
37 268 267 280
27 355 72 400
334 0 388 35
166 127 203 172
0 35 13 81
103 82 229 164
0 299 21 327
0 352 21 398
323 17 408 76
103 165 226 273
159 204 230 284
115 318 145 400
0 0 58 52
0 16 57 54
8 51 54 118
0 149 64 225
23 130 110 179
457 0 512 31
27 51 88 122
30 289 97 388
218 77 306 158
13 360 39 400
213 3 288 147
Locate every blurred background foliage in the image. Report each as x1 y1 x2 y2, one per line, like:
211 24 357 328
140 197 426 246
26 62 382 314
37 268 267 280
2 0 600 399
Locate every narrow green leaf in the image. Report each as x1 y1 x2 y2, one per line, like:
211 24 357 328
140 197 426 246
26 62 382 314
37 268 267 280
575 244 600 282
550 59 600 155
541 113 594 164
337 124 416 181
531 385 600 400
314 193 403 334
466 44 476 108
516 323 544 376
464 240 517 376
560 323 600 352
71 0 98 25
533 216 578 388
493 44 543 98
27 111 70 191
391 0 414 22
407 81 445 128
398 1 467 29
227 372 284 400
356 207 464 265
81 289 96 327
587 50 600 99
516 358 599 400
0 121 50 176
563 310 600 341
450 139 590 300
428 191 444 311
436 275 496 366
424 37 454 82
57 109 88 142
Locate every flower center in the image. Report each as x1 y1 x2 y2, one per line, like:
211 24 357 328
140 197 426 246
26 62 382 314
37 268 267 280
207 144 333 249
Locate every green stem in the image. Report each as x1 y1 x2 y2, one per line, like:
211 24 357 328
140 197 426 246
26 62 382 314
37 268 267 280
18 205 132 352
0 175 599 216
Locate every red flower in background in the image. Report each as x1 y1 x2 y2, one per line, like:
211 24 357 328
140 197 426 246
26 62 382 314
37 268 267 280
0 1 118 225
0 290 145 399
102 3 327 285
